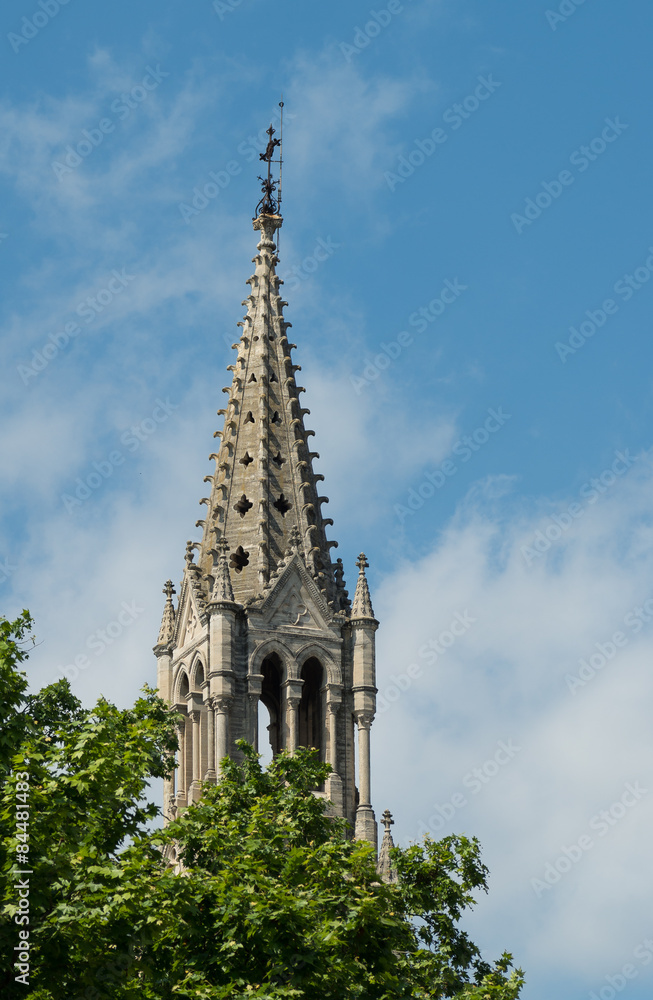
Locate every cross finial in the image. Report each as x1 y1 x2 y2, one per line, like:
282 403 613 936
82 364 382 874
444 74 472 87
217 537 230 555
382 809 394 833
163 580 175 601
356 553 369 573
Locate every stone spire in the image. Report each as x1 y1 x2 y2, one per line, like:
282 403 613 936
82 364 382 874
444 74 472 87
351 553 375 619
192 210 338 607
156 580 176 645
155 123 380 844
210 538 236 603
377 809 398 883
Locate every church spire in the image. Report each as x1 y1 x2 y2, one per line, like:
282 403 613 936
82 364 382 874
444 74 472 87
156 116 379 846
190 136 338 608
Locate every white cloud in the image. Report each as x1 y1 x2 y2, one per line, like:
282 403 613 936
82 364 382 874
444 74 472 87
373 454 653 981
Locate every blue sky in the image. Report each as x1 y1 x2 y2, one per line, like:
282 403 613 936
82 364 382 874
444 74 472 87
2 1 653 998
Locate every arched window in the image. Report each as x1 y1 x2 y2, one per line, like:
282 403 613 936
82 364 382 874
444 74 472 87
260 654 283 757
194 661 205 689
298 657 323 754
179 670 190 700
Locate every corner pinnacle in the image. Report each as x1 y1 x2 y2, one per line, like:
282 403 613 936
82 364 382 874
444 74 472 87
351 552 375 619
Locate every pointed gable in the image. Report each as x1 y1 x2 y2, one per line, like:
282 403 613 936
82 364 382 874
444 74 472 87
260 553 335 634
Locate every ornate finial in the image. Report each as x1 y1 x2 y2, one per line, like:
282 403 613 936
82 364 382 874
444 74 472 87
377 808 398 884
256 175 278 217
157 580 176 646
255 105 283 219
352 552 375 619
210 538 236 603
286 525 302 557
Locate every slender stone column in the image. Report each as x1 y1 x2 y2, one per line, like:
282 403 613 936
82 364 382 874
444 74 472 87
247 673 264 751
190 710 201 801
204 700 216 781
286 694 301 752
175 718 187 808
356 713 372 806
214 697 232 773
163 767 175 824
249 695 259 751
328 701 339 771
325 690 344 815
354 712 377 847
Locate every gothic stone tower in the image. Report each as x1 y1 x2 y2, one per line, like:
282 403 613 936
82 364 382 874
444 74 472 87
154 206 378 846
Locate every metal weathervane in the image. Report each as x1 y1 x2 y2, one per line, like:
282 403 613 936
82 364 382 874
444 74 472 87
255 100 284 222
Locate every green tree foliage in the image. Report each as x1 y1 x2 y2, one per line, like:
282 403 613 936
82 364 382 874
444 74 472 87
0 613 524 999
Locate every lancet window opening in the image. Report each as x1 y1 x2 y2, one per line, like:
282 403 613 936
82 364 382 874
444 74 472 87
260 653 283 756
298 657 324 756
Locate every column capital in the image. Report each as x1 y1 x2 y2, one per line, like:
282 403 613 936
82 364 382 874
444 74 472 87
326 683 343 707
283 677 304 704
189 709 202 725
354 711 374 730
247 672 264 698
187 692 204 713
211 696 233 714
